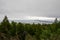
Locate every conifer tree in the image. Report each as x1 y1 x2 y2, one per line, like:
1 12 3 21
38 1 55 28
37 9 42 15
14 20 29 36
1 16 11 40
1 16 10 33
54 18 58 24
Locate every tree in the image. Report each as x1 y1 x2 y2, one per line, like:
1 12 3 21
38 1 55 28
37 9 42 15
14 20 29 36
54 18 58 24
1 16 11 40
10 21 17 36
1 16 10 33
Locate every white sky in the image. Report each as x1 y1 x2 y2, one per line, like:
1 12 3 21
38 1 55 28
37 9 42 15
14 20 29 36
0 0 60 20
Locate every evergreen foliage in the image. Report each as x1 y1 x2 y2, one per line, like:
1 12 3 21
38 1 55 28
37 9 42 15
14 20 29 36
0 16 60 40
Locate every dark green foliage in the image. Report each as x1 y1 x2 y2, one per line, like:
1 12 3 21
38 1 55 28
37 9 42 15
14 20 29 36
0 16 11 33
0 16 60 40
10 21 17 36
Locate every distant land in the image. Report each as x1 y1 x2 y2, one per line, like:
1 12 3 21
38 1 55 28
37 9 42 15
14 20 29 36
8 20 54 24
0 16 60 24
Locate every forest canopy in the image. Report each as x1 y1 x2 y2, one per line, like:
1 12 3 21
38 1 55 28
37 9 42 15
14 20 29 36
0 16 60 40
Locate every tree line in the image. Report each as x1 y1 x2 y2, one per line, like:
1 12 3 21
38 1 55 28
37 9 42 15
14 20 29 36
0 16 60 40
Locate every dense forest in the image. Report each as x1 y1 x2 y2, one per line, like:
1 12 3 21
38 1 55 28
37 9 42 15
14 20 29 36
0 16 60 40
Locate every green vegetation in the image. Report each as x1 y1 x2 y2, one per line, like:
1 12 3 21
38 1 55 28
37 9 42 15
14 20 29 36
0 16 60 40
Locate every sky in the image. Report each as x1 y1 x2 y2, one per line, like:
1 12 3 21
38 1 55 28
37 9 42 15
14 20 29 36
0 0 60 20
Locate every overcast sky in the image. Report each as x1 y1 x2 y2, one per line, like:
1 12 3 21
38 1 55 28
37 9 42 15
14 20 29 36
0 0 60 19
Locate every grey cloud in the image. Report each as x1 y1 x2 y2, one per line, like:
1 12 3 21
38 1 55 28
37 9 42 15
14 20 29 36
0 0 60 18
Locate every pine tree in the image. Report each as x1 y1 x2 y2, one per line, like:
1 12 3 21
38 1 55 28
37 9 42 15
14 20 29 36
1 16 11 40
1 16 10 33
54 18 58 24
